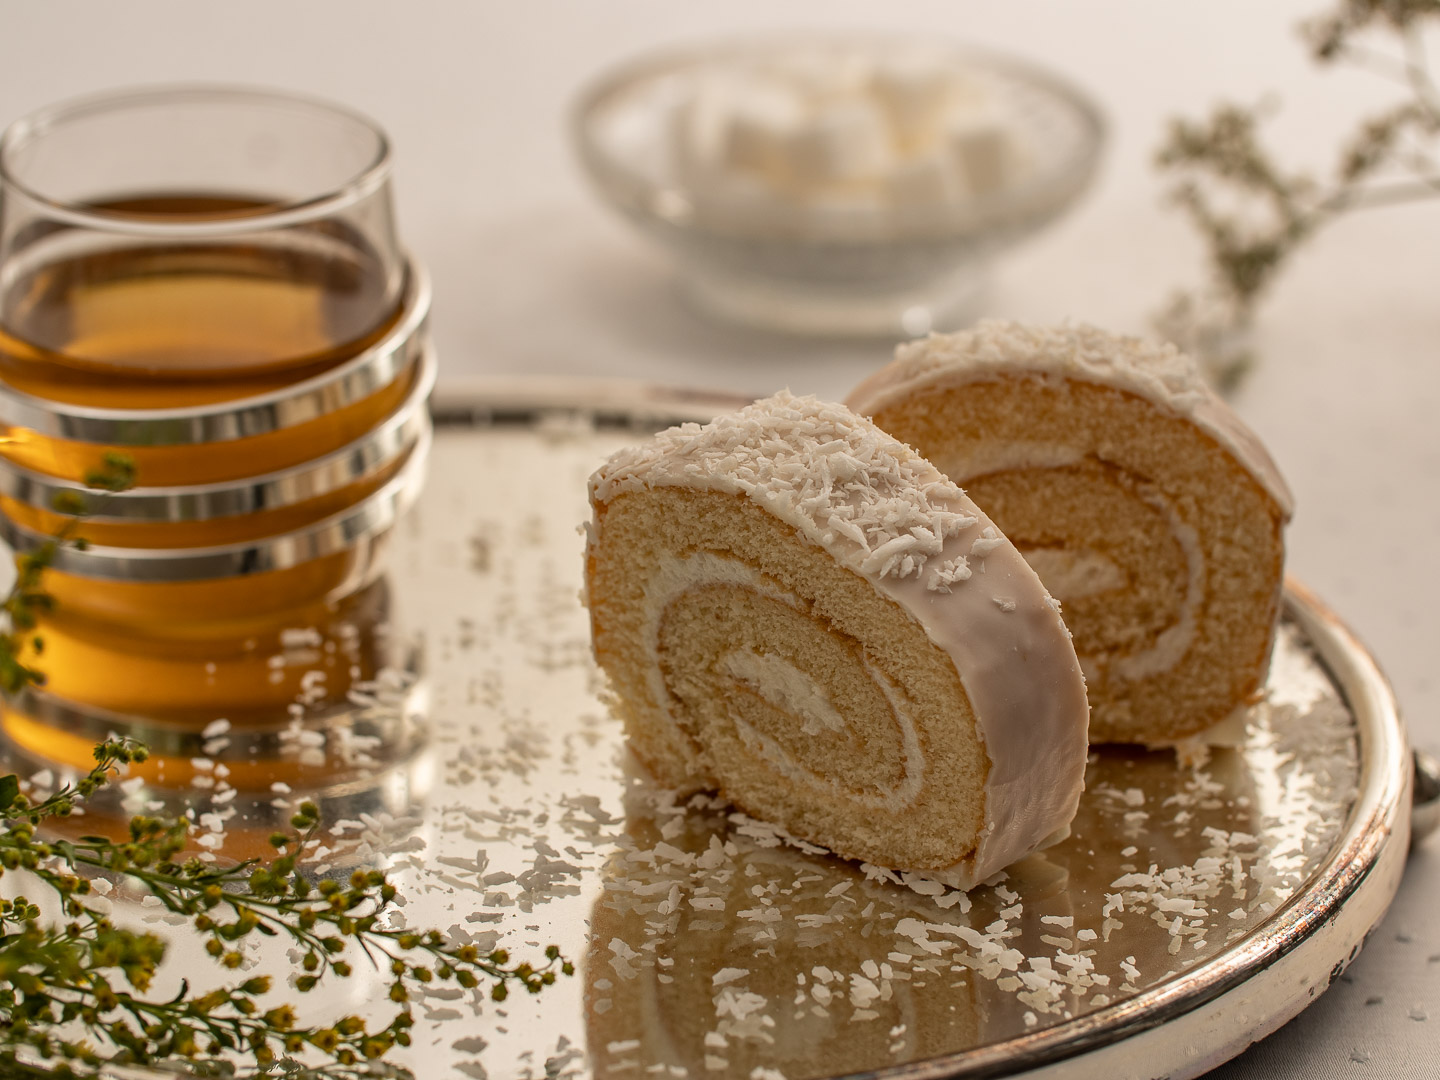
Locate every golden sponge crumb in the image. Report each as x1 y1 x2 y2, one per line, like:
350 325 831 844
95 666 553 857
865 373 1285 743
589 486 989 871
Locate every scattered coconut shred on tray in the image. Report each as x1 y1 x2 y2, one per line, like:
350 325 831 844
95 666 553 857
579 678 1360 1063
408 420 1366 1075
66 425 1353 1076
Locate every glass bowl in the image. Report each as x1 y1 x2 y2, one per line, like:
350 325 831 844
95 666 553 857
572 34 1106 337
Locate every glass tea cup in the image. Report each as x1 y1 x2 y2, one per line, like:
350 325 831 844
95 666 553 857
0 87 429 790
0 84 407 408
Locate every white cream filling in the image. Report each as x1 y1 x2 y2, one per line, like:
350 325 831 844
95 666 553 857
943 441 1086 479
1020 547 1125 601
720 649 848 735
643 551 927 814
1111 488 1205 682
722 647 927 813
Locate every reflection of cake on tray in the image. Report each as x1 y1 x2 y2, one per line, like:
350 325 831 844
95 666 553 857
585 391 1089 887
584 775 1081 1079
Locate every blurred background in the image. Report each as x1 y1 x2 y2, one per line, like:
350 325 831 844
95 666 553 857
2 2 1436 1076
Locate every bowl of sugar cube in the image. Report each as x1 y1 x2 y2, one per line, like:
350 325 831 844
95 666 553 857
572 34 1105 337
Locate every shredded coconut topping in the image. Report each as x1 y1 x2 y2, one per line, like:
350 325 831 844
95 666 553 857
970 526 1007 559
591 392 979 583
887 321 1209 414
845 319 1294 515
925 555 972 594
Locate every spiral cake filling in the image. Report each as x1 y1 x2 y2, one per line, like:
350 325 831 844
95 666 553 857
1111 487 1205 682
646 552 927 813
1020 547 1125 600
846 320 1291 743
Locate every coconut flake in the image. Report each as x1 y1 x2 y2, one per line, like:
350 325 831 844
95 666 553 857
590 392 979 586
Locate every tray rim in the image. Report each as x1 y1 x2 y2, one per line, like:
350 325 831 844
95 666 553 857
932 579 1411 1080
425 376 1412 1080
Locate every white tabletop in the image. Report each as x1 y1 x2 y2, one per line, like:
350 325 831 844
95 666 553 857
4 2 1437 1076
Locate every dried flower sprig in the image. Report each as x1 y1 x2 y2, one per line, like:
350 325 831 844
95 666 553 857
0 746 571 1077
1155 0 1440 389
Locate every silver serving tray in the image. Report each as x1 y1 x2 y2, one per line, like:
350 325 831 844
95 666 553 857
4 379 1435 1080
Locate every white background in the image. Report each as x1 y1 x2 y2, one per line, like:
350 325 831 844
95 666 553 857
3 2 1437 1076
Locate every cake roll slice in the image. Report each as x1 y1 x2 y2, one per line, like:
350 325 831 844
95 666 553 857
585 391 1088 888
846 321 1292 744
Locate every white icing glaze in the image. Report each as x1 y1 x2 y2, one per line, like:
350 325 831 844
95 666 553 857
720 649 849 736
590 391 1090 886
864 509 1089 884
845 320 1294 517
1110 487 1205 682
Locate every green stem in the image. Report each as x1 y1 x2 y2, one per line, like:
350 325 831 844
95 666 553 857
30 840 534 986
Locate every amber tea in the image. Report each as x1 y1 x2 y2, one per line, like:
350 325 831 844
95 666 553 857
0 197 401 409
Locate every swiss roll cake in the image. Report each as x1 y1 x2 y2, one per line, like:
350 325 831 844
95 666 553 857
847 322 1292 745
584 391 1089 888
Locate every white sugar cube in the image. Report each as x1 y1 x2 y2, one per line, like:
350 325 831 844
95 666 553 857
767 49 873 102
947 107 1014 195
670 74 741 188
666 48 1024 222
720 78 806 182
885 150 966 207
784 99 893 186
871 56 979 148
